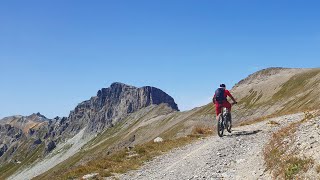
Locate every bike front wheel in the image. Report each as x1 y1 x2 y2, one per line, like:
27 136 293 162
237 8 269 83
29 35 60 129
226 113 232 133
226 118 232 133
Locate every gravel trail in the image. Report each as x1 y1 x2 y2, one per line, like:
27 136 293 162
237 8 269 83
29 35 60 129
115 113 304 180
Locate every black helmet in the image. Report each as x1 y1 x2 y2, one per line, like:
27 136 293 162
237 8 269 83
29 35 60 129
220 84 226 88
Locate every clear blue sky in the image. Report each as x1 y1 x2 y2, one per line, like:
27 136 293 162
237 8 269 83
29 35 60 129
1 0 319 118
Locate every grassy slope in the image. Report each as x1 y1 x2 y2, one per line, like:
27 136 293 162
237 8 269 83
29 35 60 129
233 68 320 122
274 69 320 113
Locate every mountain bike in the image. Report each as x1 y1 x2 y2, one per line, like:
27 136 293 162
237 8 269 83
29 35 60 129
217 103 236 137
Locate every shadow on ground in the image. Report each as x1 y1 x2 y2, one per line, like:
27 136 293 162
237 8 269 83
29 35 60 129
225 130 262 137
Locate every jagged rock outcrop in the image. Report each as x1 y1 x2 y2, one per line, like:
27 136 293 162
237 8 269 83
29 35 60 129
46 141 56 152
33 138 42 145
0 124 24 158
53 82 179 136
0 144 8 157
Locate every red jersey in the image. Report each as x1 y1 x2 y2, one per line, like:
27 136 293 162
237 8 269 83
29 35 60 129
213 89 235 116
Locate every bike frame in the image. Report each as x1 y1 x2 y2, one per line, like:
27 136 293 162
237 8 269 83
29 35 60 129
217 103 234 137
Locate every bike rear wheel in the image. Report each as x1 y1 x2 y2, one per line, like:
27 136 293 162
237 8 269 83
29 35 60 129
217 114 224 137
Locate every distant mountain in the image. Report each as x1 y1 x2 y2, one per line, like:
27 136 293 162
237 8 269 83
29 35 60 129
0 113 50 165
65 82 179 135
0 113 49 133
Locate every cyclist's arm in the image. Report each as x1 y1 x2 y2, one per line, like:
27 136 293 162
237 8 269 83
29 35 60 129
230 96 237 104
226 90 237 103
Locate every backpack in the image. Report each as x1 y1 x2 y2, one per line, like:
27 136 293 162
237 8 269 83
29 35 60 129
215 88 226 103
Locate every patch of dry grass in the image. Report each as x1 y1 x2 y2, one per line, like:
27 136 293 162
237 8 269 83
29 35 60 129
284 157 314 179
301 111 315 123
263 121 314 179
191 125 213 136
267 120 280 126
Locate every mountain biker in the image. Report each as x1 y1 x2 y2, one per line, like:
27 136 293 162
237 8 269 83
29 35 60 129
213 84 237 120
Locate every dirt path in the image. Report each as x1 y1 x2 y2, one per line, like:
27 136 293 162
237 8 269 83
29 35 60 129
114 113 304 180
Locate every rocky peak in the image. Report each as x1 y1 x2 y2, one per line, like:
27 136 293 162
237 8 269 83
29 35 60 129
27 112 48 121
95 83 179 111
61 82 179 134
110 82 134 89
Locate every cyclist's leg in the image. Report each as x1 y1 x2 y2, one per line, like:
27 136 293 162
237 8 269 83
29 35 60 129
223 101 232 120
223 101 232 112
215 103 221 121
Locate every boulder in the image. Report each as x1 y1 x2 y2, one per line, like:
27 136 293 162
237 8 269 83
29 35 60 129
82 173 99 179
154 137 164 143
